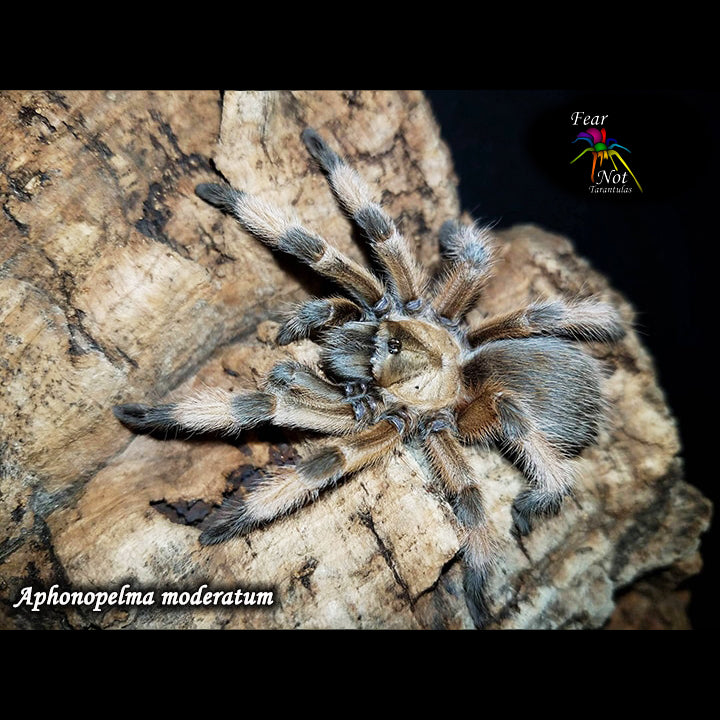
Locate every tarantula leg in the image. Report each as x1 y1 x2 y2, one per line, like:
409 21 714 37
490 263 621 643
430 220 495 324
264 360 373 431
195 183 385 307
422 414 500 628
199 416 405 544
276 296 364 346
113 390 273 436
112 402 180 434
456 380 577 537
319 321 377 384
510 488 565 537
114 362 362 438
467 298 625 346
494 394 577 537
301 128 428 305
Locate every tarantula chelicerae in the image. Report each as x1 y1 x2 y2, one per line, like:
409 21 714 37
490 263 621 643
114 128 625 626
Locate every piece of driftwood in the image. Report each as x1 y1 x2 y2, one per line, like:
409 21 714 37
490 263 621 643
0 90 711 629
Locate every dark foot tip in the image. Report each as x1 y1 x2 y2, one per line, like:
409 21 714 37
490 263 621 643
275 323 299 346
511 504 533 537
464 569 494 629
300 127 323 149
113 402 174 433
439 219 462 253
301 128 340 171
198 525 228 546
265 361 299 387
468 599 493 629
198 507 255 546
113 403 150 422
195 182 222 201
113 403 154 433
195 182 239 212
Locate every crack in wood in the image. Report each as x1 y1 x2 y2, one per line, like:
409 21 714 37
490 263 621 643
358 509 414 609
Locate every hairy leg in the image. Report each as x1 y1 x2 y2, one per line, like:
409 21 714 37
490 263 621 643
430 220 495 325
422 414 500 627
319 321 377 384
113 361 363 437
265 360 380 423
457 382 577 537
195 182 385 308
301 128 428 308
494 392 577 537
199 416 405 544
276 296 364 345
467 297 625 346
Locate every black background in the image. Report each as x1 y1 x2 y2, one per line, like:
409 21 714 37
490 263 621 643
424 89 717 629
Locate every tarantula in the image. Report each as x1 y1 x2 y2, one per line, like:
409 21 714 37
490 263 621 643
113 128 625 626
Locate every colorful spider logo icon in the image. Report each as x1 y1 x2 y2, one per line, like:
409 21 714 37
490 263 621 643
570 127 643 192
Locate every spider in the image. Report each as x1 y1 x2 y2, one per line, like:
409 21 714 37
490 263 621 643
113 127 626 627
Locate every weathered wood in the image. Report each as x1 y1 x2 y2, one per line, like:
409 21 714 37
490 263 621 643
0 90 711 629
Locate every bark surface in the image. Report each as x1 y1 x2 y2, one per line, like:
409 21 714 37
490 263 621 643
0 90 711 629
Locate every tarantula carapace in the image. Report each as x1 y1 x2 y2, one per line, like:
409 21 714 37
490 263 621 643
114 128 625 626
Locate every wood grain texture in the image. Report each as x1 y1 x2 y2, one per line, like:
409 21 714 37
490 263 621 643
0 90 711 629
